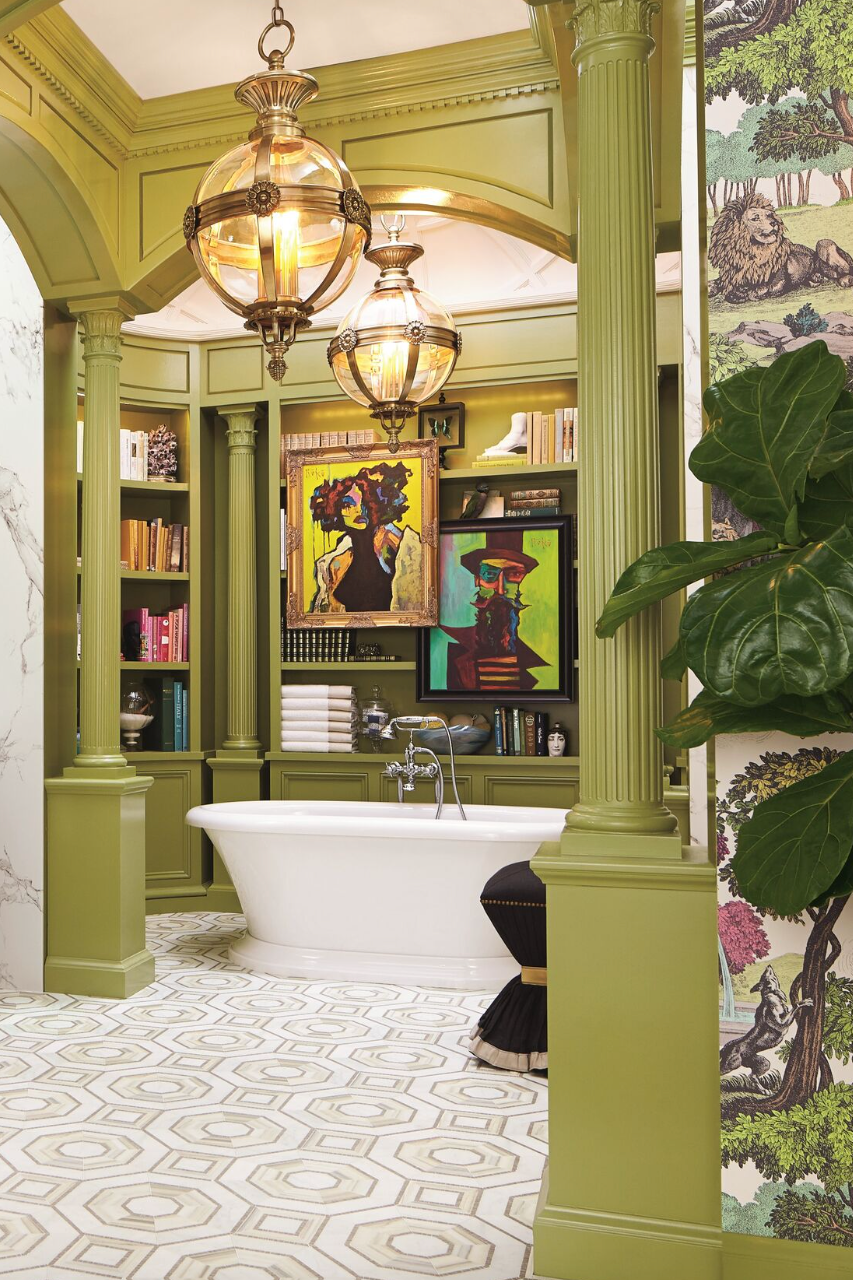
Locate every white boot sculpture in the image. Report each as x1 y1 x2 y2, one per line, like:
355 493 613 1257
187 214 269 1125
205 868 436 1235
483 412 527 458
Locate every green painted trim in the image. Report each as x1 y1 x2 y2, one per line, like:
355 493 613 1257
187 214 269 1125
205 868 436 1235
534 1196 722 1280
208 756 265 771
203 886 242 915
43 948 154 999
533 846 716 892
723 1233 853 1279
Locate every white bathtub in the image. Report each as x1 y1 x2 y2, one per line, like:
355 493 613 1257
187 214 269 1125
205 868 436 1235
186 800 565 988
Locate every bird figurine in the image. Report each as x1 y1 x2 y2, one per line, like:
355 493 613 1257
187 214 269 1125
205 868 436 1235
460 482 490 520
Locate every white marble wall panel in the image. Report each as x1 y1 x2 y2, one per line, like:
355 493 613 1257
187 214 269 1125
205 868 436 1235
0 216 44 991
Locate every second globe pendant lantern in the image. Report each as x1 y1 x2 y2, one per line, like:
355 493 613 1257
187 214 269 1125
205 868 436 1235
327 216 461 451
183 4 372 382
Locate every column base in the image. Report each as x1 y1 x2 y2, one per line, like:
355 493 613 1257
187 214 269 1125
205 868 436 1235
531 836 720 1280
206 754 266 913
45 771 154 998
533 1171 721 1280
44 948 154 999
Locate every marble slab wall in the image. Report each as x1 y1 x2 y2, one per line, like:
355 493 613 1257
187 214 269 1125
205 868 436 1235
0 215 44 992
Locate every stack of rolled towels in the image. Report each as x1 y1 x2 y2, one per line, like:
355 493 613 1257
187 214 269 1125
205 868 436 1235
280 684 357 753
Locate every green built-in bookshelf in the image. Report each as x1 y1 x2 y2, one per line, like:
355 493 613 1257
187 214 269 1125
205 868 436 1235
74 393 216 909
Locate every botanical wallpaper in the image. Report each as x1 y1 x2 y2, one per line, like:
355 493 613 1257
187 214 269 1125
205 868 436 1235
704 0 853 1247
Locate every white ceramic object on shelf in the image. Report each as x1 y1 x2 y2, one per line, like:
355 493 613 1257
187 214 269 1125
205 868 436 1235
119 711 154 751
186 799 566 988
483 411 528 457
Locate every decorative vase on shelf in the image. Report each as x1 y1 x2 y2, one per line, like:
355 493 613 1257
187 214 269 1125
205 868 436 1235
120 681 154 752
358 684 394 752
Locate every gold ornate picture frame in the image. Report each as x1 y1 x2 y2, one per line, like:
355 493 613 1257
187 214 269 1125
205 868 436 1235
285 439 439 628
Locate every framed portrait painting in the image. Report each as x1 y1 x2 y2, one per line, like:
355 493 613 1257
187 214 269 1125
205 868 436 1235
285 439 439 628
417 516 574 701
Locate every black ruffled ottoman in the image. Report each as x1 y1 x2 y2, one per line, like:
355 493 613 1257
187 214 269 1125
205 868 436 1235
469 860 547 1072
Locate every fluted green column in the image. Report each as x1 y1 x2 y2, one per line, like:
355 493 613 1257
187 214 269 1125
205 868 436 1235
208 405 264 913
75 305 132 770
531 4 720 1277
220 405 261 752
567 0 676 842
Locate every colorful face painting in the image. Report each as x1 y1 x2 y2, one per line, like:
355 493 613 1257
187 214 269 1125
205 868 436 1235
418 517 573 701
285 440 438 628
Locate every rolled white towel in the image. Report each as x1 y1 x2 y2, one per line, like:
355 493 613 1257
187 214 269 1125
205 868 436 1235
280 740 356 753
281 728 356 743
281 684 354 698
281 713 357 728
279 697 356 713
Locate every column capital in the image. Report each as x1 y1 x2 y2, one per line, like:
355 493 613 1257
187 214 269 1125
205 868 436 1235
70 301 135 360
218 404 259 451
570 0 657 55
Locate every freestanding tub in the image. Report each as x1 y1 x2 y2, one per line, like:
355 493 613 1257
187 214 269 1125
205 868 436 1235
186 800 565 988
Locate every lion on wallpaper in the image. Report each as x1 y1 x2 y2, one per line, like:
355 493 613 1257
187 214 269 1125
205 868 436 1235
709 193 853 303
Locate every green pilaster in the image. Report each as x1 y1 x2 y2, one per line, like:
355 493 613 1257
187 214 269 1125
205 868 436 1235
532 3 721 1276
74 304 133 770
44 299 154 998
220 405 262 753
207 405 264 913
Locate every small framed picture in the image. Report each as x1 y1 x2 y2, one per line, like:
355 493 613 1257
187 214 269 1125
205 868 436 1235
418 397 465 451
418 515 575 702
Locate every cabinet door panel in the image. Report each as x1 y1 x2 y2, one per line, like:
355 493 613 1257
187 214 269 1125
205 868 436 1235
484 773 576 811
274 767 370 803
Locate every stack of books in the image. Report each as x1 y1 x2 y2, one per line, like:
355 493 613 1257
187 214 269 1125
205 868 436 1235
121 606 189 663
283 628 355 662
495 708 550 756
506 488 561 519
148 676 189 752
121 520 188 572
280 429 379 476
527 407 578 465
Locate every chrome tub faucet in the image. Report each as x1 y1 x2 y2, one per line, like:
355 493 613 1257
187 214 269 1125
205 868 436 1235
380 716 467 821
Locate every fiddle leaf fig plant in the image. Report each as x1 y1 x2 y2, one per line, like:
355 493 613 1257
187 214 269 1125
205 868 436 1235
596 341 853 916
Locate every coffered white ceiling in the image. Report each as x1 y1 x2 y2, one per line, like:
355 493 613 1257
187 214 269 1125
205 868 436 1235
125 213 681 341
60 0 529 99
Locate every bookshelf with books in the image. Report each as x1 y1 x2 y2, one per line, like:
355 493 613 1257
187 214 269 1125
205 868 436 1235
74 391 215 910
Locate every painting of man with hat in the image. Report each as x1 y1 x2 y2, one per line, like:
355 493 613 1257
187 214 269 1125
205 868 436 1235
418 517 572 700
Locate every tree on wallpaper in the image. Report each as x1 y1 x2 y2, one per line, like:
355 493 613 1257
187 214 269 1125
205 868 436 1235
717 747 853 1245
705 0 853 1245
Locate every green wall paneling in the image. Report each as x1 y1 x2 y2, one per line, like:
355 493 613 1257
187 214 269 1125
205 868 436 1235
129 753 212 910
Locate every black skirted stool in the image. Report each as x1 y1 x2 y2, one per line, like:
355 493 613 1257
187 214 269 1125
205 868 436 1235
469 860 547 1072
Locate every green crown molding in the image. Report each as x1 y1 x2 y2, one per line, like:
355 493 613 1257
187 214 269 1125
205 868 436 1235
0 0 53 39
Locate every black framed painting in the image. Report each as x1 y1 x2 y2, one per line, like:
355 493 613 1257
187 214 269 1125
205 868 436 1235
417 516 574 702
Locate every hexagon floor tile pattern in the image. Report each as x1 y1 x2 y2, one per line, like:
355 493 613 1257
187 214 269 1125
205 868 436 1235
0 914 548 1279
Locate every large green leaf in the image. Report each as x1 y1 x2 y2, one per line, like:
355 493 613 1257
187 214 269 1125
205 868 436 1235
595 532 779 638
798 464 853 542
680 526 853 706
696 342 845 537
656 689 852 749
660 636 688 681
809 409 853 479
732 749 853 915
812 849 853 908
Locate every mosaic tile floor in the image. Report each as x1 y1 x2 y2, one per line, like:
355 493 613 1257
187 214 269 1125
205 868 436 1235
0 913 548 1279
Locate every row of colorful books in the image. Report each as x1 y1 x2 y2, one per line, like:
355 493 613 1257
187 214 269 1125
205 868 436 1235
527 407 578 466
148 676 189 752
121 520 188 573
121 606 189 663
280 429 379 476
494 708 551 756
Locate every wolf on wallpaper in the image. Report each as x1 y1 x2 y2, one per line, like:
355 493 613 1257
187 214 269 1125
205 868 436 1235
704 0 853 1246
